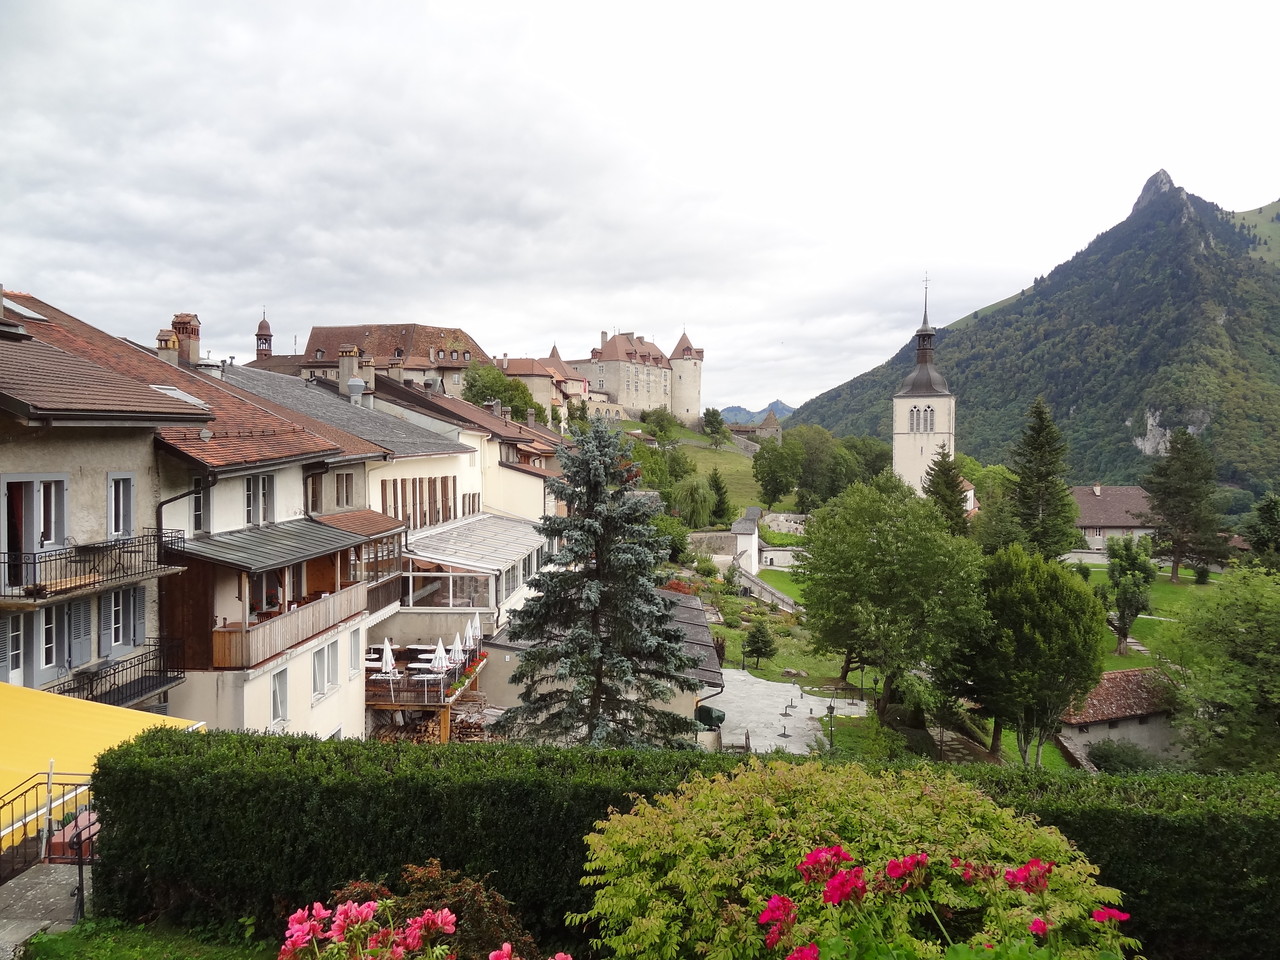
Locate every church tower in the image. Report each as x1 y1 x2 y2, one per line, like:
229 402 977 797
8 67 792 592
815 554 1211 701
255 313 273 360
892 295 955 495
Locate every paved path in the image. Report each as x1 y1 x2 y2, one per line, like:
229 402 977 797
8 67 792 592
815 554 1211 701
0 863 86 958
714 668 866 755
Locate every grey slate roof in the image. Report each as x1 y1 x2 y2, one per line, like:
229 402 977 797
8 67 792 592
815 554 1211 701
220 364 473 458
660 590 724 689
175 518 366 574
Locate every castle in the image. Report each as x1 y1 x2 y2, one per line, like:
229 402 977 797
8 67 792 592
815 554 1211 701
566 330 704 426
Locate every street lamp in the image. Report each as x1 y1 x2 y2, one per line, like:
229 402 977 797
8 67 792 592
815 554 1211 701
826 701 836 751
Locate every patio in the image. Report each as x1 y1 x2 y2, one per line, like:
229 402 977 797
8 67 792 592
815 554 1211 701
364 622 488 710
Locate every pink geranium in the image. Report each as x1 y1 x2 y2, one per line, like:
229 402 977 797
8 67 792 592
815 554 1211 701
1092 906 1131 923
785 944 820 960
759 894 799 948
797 845 853 884
823 867 868 905
1028 916 1052 936
1005 858 1055 894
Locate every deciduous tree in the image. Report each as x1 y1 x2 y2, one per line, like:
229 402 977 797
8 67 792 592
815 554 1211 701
1095 535 1157 655
462 361 547 425
1009 397 1082 558
669 475 715 529
492 418 699 747
1243 492 1280 573
752 435 803 509
1142 428 1225 582
798 472 987 720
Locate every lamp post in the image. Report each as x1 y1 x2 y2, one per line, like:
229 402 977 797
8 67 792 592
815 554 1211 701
826 701 836 751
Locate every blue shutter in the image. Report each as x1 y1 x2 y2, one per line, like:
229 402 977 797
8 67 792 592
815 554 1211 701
62 598 90 664
97 594 113 658
131 586 146 646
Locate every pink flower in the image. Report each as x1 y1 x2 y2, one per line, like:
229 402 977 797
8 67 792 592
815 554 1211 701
490 944 517 960
785 944 820 960
797 846 853 884
823 867 867 905
1028 917 1052 937
327 899 380 943
1091 906 1131 923
759 894 798 948
550 954 574 960
1005 858 1055 894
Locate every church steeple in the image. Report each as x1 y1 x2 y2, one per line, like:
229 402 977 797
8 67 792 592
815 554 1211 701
892 283 956 495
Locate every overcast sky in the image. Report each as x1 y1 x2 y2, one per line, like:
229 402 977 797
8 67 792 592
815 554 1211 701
4 2 1276 412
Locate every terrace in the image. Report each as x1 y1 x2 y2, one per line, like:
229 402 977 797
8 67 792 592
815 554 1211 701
0 530 185 609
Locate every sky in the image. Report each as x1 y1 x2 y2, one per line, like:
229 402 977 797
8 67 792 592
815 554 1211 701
4 1 1277 413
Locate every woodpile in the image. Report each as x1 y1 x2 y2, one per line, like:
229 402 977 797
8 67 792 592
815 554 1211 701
370 715 440 744
449 691 492 743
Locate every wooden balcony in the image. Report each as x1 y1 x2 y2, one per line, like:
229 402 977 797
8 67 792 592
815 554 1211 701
211 581 368 668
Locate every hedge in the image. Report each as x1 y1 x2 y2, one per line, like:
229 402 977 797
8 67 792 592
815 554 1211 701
92 730 1280 960
91 729 744 948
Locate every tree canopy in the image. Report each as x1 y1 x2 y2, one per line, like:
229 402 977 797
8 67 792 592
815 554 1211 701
1170 567 1280 772
752 435 803 509
492 418 699 747
923 443 969 537
1142 428 1225 582
797 471 987 718
1009 397 1081 557
462 361 547 425
1242 492 1280 573
1096 534 1158 655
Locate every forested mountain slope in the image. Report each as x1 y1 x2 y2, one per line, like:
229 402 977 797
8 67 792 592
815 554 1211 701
790 171 1280 490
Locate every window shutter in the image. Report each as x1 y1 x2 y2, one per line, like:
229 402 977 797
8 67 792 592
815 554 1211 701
132 586 146 645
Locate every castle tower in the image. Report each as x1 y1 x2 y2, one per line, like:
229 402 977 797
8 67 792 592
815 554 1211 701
892 296 955 495
668 330 704 425
255 313 273 360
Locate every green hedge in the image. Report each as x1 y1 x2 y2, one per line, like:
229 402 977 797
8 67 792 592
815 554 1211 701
91 729 743 947
92 730 1280 960
953 765 1280 960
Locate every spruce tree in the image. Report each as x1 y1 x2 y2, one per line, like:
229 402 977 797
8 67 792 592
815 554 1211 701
923 443 969 537
742 619 777 667
492 417 700 747
1141 428 1224 582
708 467 734 526
1009 397 1081 558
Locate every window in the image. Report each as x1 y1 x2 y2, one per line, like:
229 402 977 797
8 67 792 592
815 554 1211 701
7 614 21 674
452 373 460 385
463 351 470 361
41 608 57 668
244 474 275 524
450 350 458 360
597 380 604 389
191 477 207 533
313 639 339 698
437 349 445 359
109 475 133 538
107 591 124 647
336 472 354 508
908 405 919 433
307 474 322 514
923 405 935 432
271 668 288 725
349 629 362 676
39 479 66 547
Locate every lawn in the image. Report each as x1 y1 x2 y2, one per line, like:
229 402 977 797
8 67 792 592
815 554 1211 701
757 568 803 602
26 920 275 960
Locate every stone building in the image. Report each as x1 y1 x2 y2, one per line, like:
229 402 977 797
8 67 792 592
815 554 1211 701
567 330 703 425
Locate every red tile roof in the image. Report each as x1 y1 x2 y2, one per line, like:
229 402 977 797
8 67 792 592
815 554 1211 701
302 324 489 371
1062 668 1170 724
1071 486 1151 528
5 294 339 471
574 332 673 369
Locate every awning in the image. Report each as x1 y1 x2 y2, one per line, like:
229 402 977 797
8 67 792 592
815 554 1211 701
0 682 198 797
173 518 366 574
406 514 545 573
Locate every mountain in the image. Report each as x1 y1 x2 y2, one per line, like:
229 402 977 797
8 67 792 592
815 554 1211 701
721 400 795 425
789 171 1280 493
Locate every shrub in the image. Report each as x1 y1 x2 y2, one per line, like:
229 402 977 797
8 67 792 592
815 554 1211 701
1194 565 1211 584
723 614 742 629
1086 739 1169 774
694 556 718 578
572 760 1128 959
1073 561 1092 582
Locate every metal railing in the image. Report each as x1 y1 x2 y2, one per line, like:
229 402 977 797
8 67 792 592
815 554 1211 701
0 770 93 885
45 639 185 708
1 529 185 603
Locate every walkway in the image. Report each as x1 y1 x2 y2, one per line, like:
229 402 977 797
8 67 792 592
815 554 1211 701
714 668 865 755
0 863 85 958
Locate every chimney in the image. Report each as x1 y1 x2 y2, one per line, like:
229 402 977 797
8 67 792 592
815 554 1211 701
601 330 608 349
501 405 512 420
359 355 375 391
527 409 535 427
337 344 359 394
172 313 201 364
1093 483 1102 497
502 352 508 370
156 329 180 366
387 358 404 382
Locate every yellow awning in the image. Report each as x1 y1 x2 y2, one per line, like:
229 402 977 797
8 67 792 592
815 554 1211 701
0 682 198 794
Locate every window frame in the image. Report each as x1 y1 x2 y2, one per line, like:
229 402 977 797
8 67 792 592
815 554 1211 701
336 472 354 509
271 668 288 726
108 473 134 539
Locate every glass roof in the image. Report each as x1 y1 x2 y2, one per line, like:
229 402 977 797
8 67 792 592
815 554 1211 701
406 514 544 573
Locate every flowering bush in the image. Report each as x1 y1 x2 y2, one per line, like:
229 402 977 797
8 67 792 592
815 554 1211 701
279 900 571 960
758 846 1139 960
574 760 1133 959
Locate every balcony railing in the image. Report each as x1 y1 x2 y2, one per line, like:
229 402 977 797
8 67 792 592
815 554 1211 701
44 639 185 708
1 530 185 604
211 581 368 668
367 573 403 613
365 649 488 708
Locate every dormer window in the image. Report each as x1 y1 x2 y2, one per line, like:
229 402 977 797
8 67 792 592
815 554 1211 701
315 349 325 360
463 351 470 361
438 349 445 359
450 350 458 360
393 347 404 359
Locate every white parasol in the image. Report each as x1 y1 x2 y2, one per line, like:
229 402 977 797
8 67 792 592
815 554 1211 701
450 633 466 663
430 640 449 672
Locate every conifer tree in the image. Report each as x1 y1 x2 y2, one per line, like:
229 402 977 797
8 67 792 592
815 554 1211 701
1141 428 1224 582
708 467 734 526
492 418 699 747
1009 397 1081 558
742 619 777 667
923 443 969 537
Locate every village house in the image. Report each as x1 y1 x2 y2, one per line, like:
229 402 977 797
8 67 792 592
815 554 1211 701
1059 667 1176 761
1071 484 1154 552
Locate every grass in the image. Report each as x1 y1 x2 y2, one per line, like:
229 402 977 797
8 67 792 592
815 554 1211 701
757 568 803 602
26 919 275 960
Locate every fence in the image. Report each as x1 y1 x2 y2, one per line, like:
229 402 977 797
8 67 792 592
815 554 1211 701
0 768 93 884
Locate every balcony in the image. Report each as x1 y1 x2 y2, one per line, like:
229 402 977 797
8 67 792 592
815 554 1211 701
211 581 368 668
0 530 185 608
45 640 185 708
365 647 488 709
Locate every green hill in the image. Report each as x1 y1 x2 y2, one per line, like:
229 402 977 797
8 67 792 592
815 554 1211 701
789 171 1280 492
